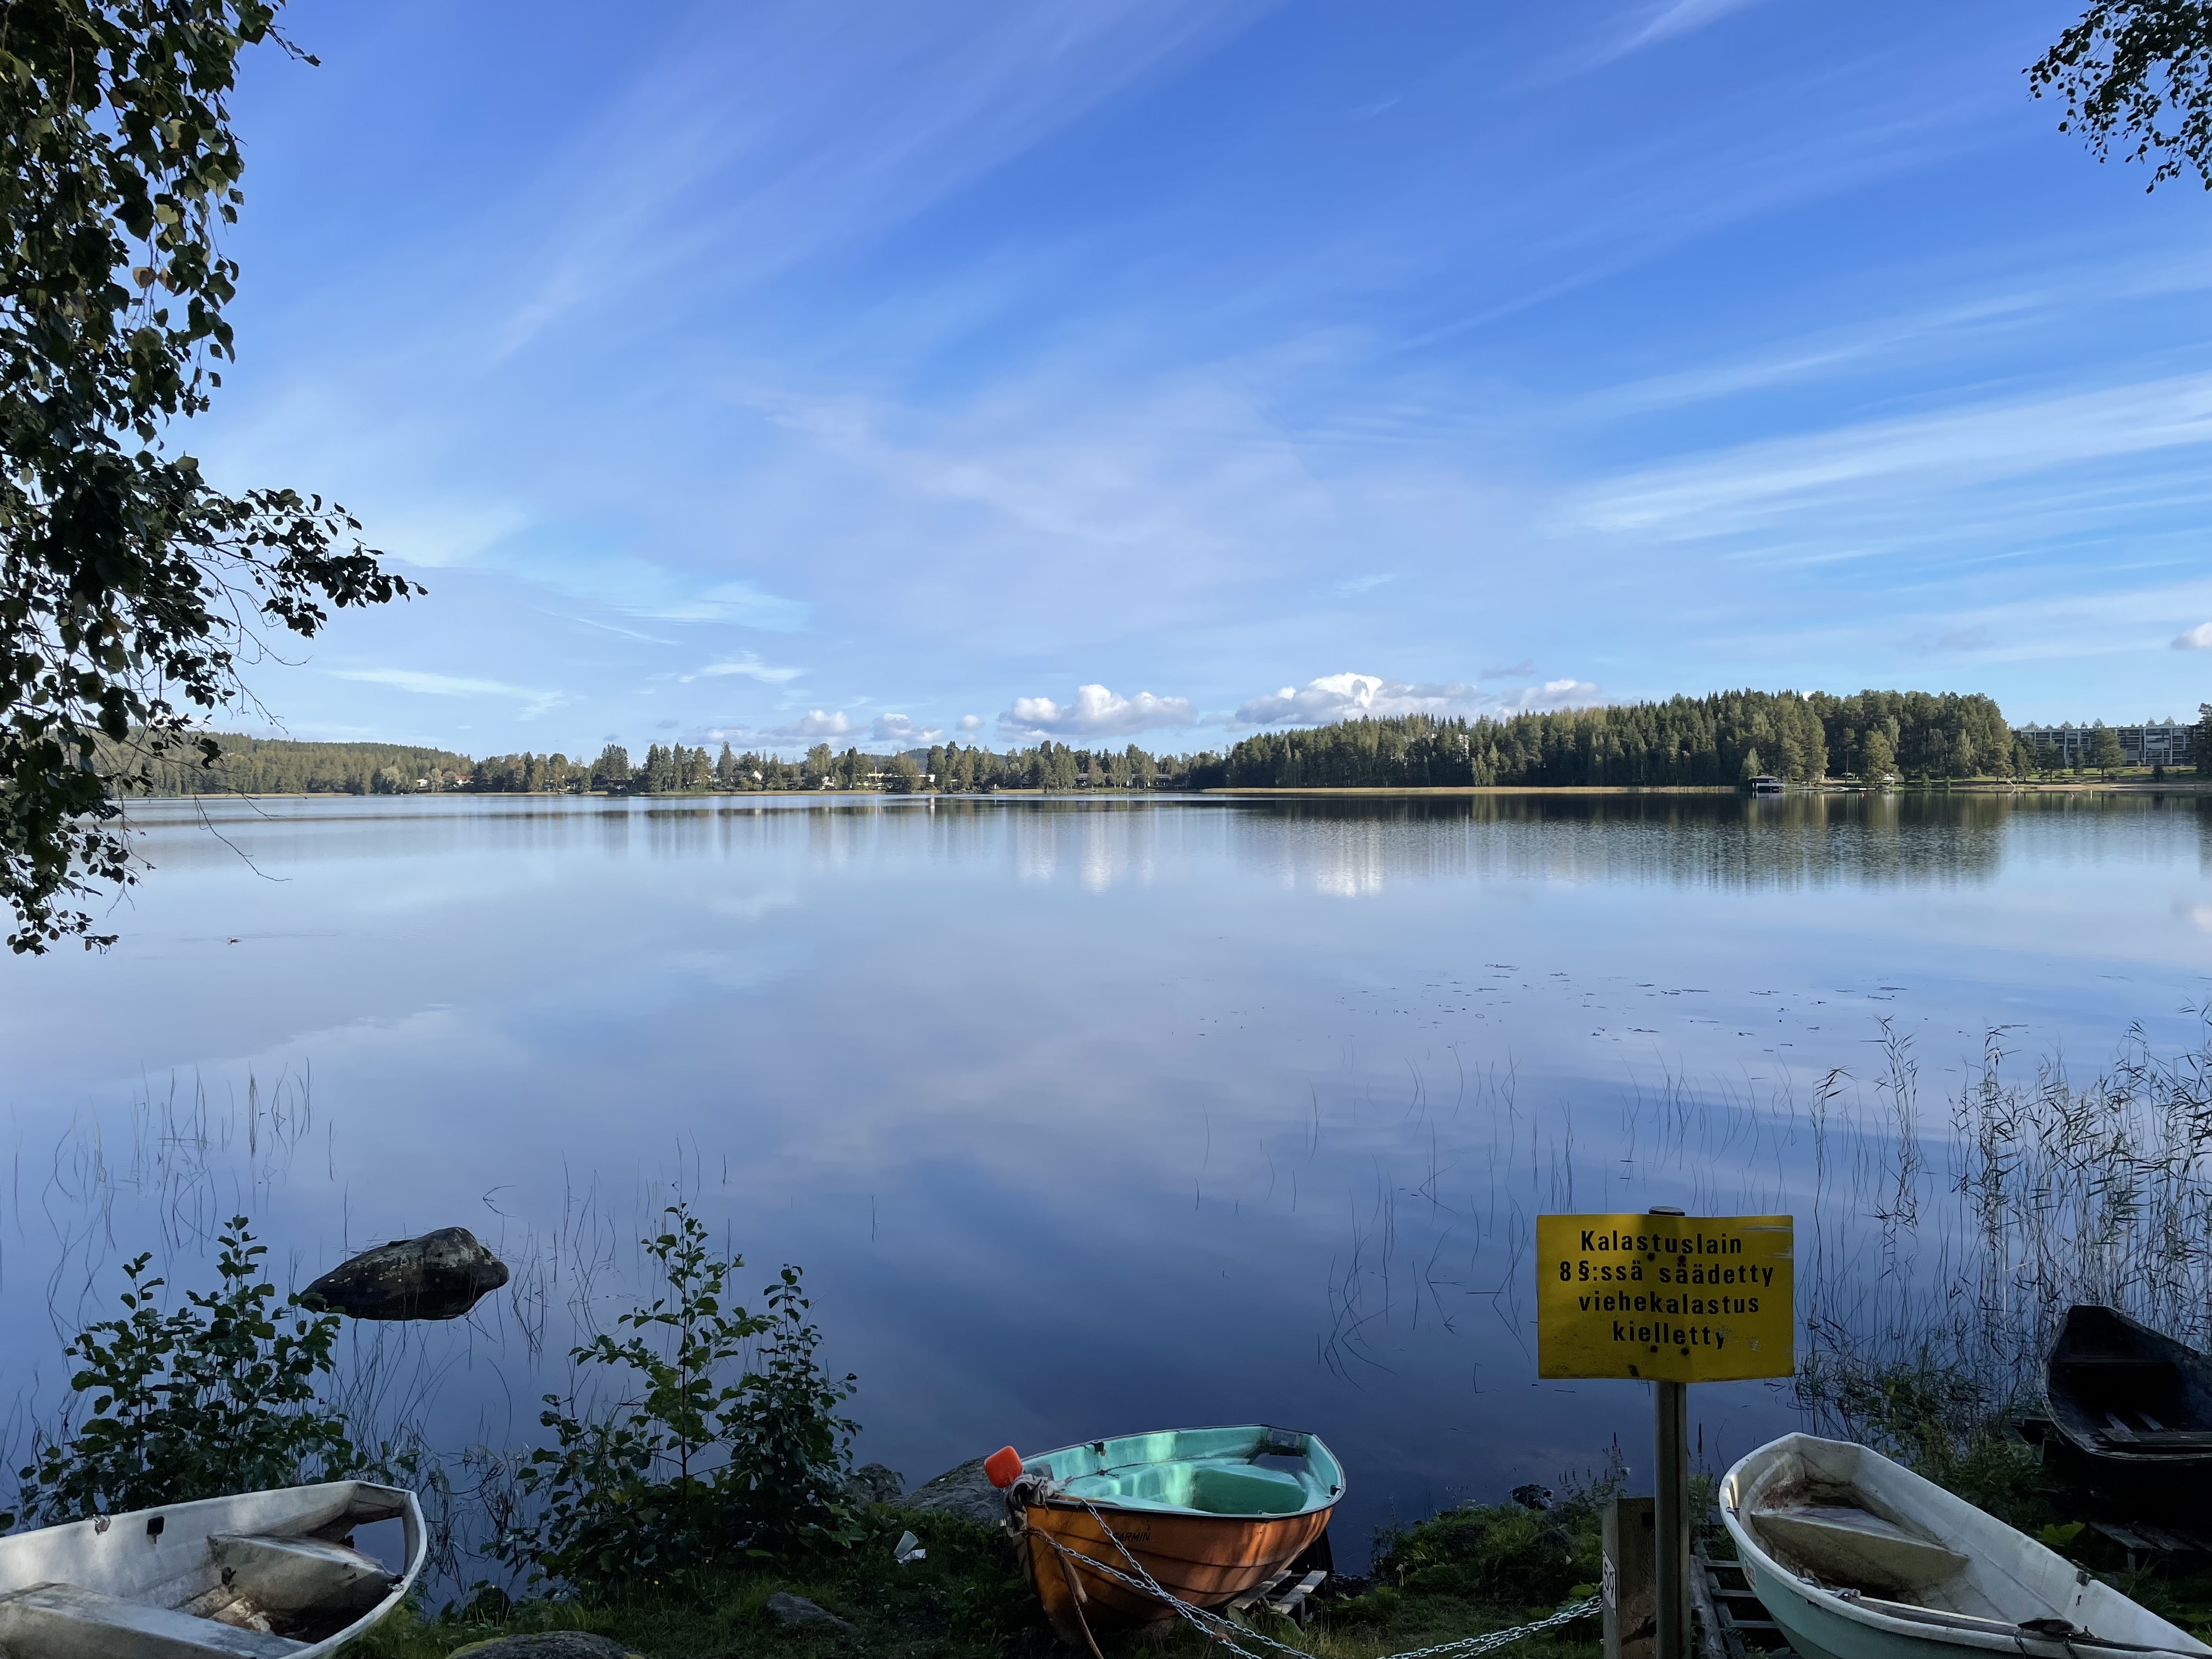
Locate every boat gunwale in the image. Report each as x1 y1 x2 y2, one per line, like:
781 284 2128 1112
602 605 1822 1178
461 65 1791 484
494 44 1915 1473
1031 1490 1342 1525
1023 1423 1345 1524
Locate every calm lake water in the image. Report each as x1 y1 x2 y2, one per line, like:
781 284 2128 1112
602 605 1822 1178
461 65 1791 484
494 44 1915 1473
2 790 2208 1565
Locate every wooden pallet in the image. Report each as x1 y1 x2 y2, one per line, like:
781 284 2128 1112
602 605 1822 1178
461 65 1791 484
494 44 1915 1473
1229 1568 1328 1618
2088 1520 2212 1571
1695 1555 1799 1659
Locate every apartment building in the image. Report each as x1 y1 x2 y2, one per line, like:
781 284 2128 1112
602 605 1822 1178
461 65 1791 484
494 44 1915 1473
2013 720 2196 768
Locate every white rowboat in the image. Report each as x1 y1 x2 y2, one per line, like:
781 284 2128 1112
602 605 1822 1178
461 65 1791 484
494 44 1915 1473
0 1480 425 1657
1720 1434 2207 1659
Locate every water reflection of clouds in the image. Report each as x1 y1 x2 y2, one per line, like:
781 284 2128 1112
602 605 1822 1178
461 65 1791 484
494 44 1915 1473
10 791 2212 1577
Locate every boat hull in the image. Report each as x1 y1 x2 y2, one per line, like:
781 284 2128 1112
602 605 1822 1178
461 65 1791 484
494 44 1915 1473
0 1481 426 1658
1018 1497 1331 1645
1721 1434 2207 1659
2044 1305 2212 1520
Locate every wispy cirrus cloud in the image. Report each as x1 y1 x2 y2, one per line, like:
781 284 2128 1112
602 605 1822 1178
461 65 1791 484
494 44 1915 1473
329 668 565 716
1581 370 2212 541
687 652 805 684
1610 0 1765 60
625 579 810 630
1336 573 1396 595
1000 684 1195 740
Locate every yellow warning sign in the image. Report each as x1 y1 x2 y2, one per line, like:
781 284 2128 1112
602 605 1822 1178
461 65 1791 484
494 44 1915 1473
1537 1214 1793 1383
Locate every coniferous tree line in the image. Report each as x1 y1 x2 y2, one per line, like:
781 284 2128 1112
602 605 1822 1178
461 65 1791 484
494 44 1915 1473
1220 690 2020 788
105 733 473 797
112 689 2185 799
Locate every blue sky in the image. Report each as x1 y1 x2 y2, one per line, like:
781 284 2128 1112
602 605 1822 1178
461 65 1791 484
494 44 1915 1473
199 0 2212 757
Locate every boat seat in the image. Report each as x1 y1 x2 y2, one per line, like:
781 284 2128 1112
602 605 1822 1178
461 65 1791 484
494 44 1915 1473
0 1581 306 1658
206 1533 396 1616
2095 1423 2212 1451
1753 1504 1972 1596
1062 1459 1313 1516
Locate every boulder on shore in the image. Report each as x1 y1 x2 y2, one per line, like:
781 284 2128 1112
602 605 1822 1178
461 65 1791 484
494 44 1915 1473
303 1227 510 1322
446 1635 648 1659
893 1456 1006 1527
844 1462 905 1507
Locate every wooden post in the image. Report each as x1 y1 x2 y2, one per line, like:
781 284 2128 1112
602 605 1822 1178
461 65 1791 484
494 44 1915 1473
1602 1496 1656 1659
1650 1205 1691 1659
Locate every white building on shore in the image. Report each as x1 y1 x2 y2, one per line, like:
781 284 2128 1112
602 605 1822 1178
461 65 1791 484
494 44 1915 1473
2013 720 2196 769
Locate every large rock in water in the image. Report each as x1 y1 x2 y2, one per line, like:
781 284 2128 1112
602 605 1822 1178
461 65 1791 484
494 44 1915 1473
303 1227 510 1321
894 1456 1007 1526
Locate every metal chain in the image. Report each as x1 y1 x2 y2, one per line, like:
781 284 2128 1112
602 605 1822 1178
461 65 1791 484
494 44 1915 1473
1041 1499 1600 1659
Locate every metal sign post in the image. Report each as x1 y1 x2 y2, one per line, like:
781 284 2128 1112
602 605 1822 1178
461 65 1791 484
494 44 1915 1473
1537 1207 1795 1659
1650 1205 1692 1659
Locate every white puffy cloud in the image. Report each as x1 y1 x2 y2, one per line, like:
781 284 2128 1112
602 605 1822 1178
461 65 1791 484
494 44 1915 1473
872 713 943 744
1237 672 1599 726
999 684 1196 740
957 714 983 732
763 709 853 740
2173 622 2212 650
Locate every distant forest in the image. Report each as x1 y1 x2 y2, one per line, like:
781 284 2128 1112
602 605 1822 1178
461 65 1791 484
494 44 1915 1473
112 689 2202 798
1223 689 2022 788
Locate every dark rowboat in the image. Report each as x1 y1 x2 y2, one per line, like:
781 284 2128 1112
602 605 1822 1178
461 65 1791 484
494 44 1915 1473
998 1425 1341 1651
2044 1304 2212 1515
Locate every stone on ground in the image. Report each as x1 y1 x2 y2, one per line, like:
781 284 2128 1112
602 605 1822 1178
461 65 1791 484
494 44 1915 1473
447 1634 648 1659
765 1592 854 1633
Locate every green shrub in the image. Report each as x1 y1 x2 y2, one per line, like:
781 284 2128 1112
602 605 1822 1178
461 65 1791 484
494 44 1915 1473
1374 1504 1593 1610
717 1265 861 1558
1797 1347 2056 1531
496 1204 860 1596
14 1216 353 1525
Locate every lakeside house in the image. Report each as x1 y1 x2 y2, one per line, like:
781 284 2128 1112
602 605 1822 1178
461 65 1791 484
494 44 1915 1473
2013 720 2194 769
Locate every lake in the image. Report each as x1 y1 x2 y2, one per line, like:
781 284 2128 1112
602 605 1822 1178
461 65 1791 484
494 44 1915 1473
2 789 2208 1565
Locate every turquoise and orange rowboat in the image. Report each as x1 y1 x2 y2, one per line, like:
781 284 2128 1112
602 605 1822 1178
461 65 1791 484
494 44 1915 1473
995 1425 1343 1649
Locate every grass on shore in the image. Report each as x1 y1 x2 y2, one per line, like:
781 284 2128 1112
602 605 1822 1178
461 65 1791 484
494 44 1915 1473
353 1453 2212 1659
353 1498 1614 1659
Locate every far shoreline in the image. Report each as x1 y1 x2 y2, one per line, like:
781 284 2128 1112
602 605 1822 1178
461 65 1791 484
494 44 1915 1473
127 777 2210 803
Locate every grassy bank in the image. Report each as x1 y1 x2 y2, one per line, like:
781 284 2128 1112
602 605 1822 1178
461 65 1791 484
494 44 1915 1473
354 1494 1621 1659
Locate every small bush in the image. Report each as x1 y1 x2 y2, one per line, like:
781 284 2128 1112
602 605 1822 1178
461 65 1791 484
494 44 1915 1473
1375 1505 1589 1607
496 1203 860 1597
15 1216 354 1525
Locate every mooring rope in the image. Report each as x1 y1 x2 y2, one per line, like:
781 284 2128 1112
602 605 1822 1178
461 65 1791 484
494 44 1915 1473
1032 1498 1601 1659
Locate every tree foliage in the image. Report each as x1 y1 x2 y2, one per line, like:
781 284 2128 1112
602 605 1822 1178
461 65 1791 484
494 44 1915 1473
1222 690 2012 789
2030 2 2212 189
0 0 415 952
